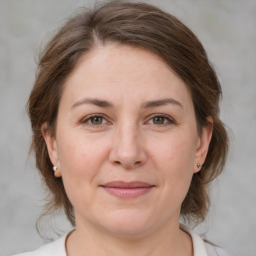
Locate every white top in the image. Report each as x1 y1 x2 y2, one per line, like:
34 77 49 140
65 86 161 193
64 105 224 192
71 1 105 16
13 229 230 256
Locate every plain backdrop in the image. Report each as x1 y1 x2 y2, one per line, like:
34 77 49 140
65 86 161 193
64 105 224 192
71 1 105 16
0 0 255 255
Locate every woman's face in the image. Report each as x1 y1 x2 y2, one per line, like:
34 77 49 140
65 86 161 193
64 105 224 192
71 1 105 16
44 44 212 237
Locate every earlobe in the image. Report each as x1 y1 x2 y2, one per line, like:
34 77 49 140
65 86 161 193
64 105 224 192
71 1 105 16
194 117 213 173
41 123 61 177
52 165 62 178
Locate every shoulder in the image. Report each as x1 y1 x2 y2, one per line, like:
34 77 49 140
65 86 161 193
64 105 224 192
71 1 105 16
12 234 67 256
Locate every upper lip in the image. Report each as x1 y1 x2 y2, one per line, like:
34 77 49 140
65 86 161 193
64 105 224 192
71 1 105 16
101 181 155 188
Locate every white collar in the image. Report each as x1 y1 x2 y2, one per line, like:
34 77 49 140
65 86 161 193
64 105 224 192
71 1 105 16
29 228 209 256
61 228 209 256
187 229 209 256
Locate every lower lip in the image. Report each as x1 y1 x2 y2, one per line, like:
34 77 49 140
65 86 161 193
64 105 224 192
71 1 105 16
102 187 154 199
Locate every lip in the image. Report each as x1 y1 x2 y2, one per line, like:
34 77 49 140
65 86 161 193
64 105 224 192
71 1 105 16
100 181 155 199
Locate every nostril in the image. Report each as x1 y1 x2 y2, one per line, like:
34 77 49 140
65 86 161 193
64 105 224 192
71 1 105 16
113 160 121 165
112 160 141 169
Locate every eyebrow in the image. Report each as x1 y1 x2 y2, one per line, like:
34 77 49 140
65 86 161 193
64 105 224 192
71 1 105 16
142 98 183 109
71 97 183 110
71 98 114 109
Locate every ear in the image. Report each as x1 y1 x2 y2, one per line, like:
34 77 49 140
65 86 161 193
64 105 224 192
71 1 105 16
41 122 62 177
194 116 213 173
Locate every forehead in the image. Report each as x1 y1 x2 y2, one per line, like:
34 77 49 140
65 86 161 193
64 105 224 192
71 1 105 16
61 43 192 109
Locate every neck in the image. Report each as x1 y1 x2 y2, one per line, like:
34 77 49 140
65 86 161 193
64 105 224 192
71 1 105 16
66 221 193 256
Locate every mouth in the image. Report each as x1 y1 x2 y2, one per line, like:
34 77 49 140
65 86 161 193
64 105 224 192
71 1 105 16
100 181 155 199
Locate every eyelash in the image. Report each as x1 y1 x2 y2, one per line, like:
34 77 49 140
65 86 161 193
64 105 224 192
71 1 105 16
81 114 175 127
146 114 175 126
81 114 109 127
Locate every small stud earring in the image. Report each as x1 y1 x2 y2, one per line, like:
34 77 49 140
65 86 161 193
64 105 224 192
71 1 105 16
197 163 201 168
53 166 57 172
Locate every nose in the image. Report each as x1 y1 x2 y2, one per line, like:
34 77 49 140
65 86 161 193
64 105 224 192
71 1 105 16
109 123 147 169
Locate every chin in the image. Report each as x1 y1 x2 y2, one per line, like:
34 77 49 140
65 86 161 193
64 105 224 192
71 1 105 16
99 208 155 238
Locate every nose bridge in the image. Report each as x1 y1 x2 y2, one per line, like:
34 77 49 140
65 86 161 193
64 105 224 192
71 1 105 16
110 118 147 168
119 121 138 151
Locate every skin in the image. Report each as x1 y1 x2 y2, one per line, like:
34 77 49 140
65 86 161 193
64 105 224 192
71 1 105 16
43 43 212 256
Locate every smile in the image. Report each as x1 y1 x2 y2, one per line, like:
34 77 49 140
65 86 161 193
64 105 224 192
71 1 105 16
100 181 155 199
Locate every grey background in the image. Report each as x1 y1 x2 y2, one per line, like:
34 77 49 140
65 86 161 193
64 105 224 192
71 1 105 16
0 0 255 255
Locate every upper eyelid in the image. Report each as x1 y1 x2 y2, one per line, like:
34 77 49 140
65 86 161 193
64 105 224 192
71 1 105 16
149 114 172 119
146 114 174 121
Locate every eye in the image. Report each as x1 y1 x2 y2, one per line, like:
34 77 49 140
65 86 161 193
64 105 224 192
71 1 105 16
81 114 108 126
152 116 166 125
90 116 104 125
147 114 174 126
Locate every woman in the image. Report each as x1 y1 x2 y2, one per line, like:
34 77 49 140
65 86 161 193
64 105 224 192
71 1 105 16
15 1 229 255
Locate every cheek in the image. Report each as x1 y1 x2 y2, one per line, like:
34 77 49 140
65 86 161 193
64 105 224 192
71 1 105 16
149 132 197 192
56 132 110 208
57 131 109 179
169 140 196 170
151 132 197 170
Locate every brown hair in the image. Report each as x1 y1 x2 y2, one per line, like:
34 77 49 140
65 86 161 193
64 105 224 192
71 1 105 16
28 1 228 226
